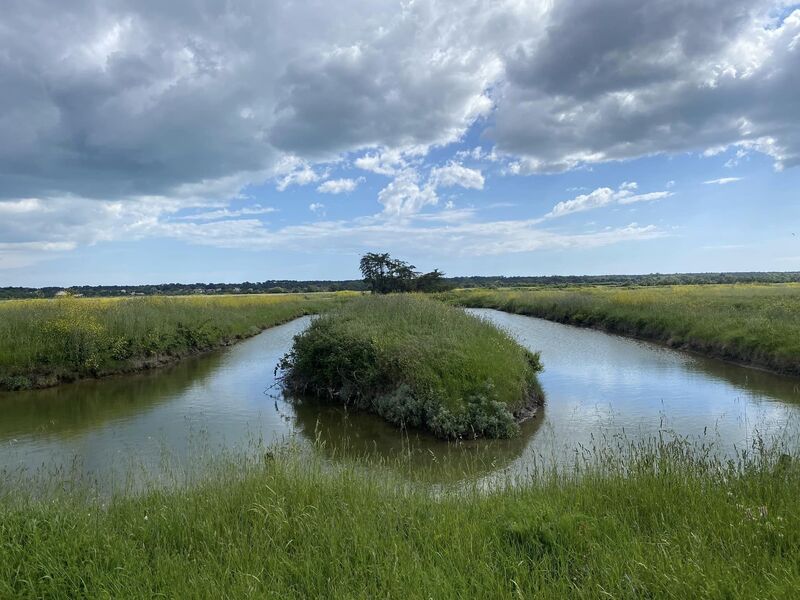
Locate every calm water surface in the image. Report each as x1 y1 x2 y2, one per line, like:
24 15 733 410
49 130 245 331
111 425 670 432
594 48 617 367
1 310 799 487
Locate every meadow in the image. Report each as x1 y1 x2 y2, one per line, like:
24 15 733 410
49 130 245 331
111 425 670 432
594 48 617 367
280 294 542 439
0 293 351 391
1 437 798 598
445 283 800 375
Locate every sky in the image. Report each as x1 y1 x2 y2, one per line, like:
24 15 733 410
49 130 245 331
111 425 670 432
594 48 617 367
1 0 799 286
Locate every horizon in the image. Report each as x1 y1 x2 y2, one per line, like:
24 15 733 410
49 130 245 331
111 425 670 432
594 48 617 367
2 1 799 286
4 269 800 291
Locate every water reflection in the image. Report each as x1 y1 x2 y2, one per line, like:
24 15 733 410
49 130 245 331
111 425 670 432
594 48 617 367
1 310 798 489
290 398 545 482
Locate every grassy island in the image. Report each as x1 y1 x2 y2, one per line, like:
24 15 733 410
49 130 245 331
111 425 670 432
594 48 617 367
279 294 542 439
0 293 348 391
446 284 800 375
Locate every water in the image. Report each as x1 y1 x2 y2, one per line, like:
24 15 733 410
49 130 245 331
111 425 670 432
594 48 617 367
1 310 799 488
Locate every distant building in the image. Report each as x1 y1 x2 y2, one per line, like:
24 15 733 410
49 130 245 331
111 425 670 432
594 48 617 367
54 290 69 297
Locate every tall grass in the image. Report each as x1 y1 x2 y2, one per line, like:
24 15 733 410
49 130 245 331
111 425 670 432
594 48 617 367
445 283 800 375
0 293 353 390
1 438 798 598
280 294 543 439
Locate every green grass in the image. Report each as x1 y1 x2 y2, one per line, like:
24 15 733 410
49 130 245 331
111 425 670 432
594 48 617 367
445 283 800 375
0 293 353 391
1 439 798 598
279 294 542 439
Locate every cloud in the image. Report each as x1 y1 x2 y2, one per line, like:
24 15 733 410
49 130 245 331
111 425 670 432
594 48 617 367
429 162 485 190
276 163 324 191
0 0 502 204
309 202 325 215
617 191 673 205
125 212 668 257
176 206 278 221
0 198 43 214
1 0 799 209
316 178 364 194
2 0 798 273
0 194 187 270
491 2 800 172
545 183 672 218
703 177 744 185
354 150 406 176
377 170 438 217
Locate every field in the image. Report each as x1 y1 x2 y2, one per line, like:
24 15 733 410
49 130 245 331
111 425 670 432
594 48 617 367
445 284 800 375
280 294 542 439
0 293 352 391
1 438 798 598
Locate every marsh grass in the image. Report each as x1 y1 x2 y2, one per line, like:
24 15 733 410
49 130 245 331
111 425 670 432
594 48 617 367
446 283 800 375
0 292 352 390
279 294 543 439
1 436 798 598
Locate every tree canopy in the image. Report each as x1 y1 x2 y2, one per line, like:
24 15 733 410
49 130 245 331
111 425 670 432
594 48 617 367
359 253 448 293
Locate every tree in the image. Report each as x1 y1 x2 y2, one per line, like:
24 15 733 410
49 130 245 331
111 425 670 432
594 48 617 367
414 269 448 292
359 252 446 293
359 252 393 293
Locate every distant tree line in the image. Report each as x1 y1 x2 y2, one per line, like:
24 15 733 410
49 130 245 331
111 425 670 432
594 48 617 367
1 271 799 300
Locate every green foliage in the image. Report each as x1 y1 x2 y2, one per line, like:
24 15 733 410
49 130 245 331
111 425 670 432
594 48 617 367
279 294 542 439
359 252 450 293
0 293 352 390
444 283 800 374
1 439 799 598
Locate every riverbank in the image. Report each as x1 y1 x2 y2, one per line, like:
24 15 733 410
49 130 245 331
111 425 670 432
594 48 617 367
0 293 352 391
1 438 797 598
445 284 800 376
279 294 543 439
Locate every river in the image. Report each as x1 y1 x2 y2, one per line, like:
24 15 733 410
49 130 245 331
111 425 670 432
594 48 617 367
1 310 798 489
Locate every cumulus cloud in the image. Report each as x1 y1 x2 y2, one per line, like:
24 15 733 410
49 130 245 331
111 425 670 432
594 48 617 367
276 163 324 191
429 162 485 190
377 170 438 217
316 178 364 194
